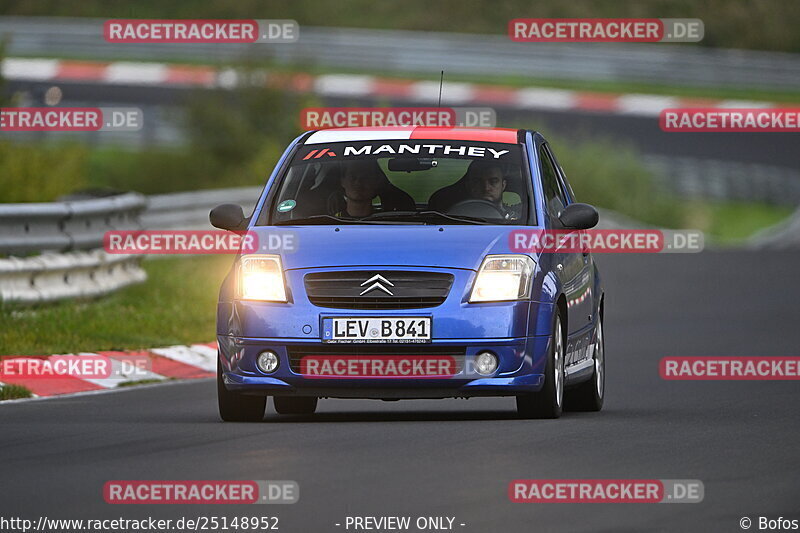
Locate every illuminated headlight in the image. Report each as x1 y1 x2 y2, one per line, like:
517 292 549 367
469 255 535 303
257 351 280 373
239 255 287 302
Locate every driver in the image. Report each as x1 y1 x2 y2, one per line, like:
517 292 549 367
464 160 521 220
333 160 382 217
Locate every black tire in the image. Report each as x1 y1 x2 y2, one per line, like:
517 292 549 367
565 315 605 412
217 358 266 422
516 312 565 419
274 396 318 415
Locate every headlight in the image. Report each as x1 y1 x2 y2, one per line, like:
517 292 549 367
469 255 535 303
239 255 287 302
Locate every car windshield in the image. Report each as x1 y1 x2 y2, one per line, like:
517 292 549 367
262 139 530 225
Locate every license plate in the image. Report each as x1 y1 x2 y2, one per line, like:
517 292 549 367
322 317 431 343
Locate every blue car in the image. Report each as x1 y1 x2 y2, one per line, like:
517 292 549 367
212 127 604 421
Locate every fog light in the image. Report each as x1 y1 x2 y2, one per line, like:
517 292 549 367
474 351 498 376
257 351 279 374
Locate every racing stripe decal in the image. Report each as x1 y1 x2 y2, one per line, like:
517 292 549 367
304 128 415 144
409 127 519 144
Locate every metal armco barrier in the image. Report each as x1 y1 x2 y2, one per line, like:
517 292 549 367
143 187 261 230
0 192 146 255
0 250 146 303
644 156 800 206
0 193 147 304
0 187 259 304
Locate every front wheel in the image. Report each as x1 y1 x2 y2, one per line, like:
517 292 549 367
516 313 564 419
565 315 605 412
217 358 266 422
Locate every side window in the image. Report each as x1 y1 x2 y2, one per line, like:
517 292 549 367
547 145 576 202
538 146 567 224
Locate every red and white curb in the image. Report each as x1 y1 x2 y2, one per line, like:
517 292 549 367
1 57 784 118
0 342 217 401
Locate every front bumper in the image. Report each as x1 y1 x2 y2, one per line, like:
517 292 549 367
217 265 558 399
218 335 550 399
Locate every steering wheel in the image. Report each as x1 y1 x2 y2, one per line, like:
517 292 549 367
447 198 505 218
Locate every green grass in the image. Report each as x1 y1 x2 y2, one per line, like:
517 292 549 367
0 255 232 355
687 202 794 244
0 384 33 400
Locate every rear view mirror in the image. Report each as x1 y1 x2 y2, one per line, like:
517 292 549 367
558 203 599 230
210 203 247 231
388 158 438 172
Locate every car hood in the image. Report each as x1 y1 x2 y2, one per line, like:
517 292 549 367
251 225 533 271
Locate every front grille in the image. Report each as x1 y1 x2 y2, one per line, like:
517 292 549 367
288 344 466 374
304 271 454 310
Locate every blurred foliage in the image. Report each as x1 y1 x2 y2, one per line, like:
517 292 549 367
0 141 88 202
2 82 310 199
1 0 799 52
85 83 308 193
0 37 6 106
547 135 686 228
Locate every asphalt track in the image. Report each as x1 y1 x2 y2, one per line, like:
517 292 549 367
2 250 799 532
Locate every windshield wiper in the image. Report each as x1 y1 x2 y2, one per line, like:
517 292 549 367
273 214 415 226
361 210 493 225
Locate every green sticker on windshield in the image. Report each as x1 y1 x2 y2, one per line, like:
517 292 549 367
277 199 296 212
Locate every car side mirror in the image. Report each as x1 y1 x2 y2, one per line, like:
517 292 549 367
210 203 247 231
558 203 599 230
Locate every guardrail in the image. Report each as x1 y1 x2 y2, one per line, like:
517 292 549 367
143 187 261 230
0 193 147 304
0 193 146 255
0 187 260 304
1 17 799 90
644 156 800 206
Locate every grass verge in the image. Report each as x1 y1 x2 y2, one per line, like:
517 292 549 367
0 255 232 356
0 384 34 400
684 202 794 244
